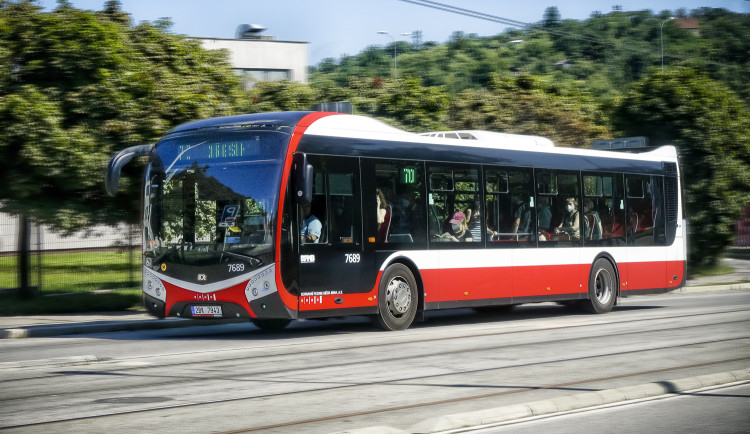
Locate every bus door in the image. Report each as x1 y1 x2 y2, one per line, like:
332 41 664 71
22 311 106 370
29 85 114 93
297 156 373 314
625 175 667 291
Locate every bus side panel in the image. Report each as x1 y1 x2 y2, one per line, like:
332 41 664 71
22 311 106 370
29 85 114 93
625 246 666 291
622 260 685 295
665 225 687 289
513 248 586 297
435 266 513 303
436 249 513 304
665 260 686 289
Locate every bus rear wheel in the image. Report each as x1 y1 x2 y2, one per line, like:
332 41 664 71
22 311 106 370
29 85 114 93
583 258 616 314
251 318 292 331
372 264 418 331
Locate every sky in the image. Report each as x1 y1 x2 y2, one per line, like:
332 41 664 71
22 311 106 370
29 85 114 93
37 0 750 65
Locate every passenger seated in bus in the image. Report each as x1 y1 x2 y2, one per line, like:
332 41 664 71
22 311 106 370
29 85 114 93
583 199 603 240
464 204 485 242
300 203 322 244
554 197 580 239
434 210 472 242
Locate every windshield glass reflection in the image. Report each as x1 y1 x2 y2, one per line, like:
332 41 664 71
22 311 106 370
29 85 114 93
144 129 289 268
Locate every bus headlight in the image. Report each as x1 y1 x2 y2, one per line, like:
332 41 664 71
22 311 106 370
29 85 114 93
143 268 167 302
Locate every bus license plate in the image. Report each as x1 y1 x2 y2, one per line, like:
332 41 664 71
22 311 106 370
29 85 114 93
191 305 222 317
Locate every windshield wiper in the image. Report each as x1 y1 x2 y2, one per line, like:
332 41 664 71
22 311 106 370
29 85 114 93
152 245 177 265
218 250 263 267
152 241 192 265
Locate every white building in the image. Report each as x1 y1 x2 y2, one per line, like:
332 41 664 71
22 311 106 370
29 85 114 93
195 27 308 89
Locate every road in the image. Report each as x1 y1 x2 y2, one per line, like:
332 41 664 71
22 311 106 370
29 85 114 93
481 382 750 433
0 289 748 433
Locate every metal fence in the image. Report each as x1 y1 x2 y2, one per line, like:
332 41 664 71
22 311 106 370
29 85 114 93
0 213 140 294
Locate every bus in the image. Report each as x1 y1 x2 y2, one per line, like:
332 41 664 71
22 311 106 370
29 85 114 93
105 111 686 331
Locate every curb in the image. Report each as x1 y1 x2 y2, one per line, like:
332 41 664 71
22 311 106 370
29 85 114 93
338 368 750 433
0 284 746 340
0 317 245 339
680 282 750 293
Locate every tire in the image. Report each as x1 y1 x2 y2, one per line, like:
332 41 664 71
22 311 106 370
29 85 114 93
372 264 419 331
582 258 617 314
251 318 292 331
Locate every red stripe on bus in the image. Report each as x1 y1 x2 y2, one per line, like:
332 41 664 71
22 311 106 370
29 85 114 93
274 112 346 311
160 258 685 315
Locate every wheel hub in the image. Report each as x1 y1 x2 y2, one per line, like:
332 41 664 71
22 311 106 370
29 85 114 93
595 268 613 304
386 278 411 315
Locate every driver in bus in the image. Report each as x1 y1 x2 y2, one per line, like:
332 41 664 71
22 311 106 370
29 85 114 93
300 203 322 244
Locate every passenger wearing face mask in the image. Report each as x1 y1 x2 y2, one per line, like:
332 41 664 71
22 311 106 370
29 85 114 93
554 197 580 240
434 210 472 242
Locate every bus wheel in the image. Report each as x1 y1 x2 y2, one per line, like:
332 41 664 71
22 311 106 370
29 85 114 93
373 264 418 331
251 318 292 331
583 258 616 314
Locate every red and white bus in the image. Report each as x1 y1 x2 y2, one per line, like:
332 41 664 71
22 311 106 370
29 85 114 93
106 111 686 331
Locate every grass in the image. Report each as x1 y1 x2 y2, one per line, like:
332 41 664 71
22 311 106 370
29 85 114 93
687 263 735 279
0 250 140 293
0 250 143 315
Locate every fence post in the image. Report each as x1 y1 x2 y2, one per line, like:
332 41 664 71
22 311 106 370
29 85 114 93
36 223 42 291
17 214 33 299
129 224 135 287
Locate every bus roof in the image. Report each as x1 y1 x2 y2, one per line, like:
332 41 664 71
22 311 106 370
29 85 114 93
303 113 678 163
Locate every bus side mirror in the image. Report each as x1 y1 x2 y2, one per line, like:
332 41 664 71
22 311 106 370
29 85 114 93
105 144 153 196
292 152 313 205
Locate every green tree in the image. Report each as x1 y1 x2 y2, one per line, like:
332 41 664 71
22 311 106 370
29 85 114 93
448 74 611 147
0 1 240 296
237 80 317 113
612 67 750 267
542 6 562 28
0 0 240 232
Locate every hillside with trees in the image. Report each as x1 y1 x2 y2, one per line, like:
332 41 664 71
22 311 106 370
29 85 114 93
311 7 750 105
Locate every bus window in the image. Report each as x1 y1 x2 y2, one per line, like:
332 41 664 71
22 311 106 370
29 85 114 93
583 173 625 245
375 161 426 244
627 175 665 246
429 165 481 244
486 167 535 247
537 169 580 246
304 156 362 245
329 173 358 244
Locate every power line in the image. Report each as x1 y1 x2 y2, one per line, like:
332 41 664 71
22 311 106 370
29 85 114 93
399 0 740 69
400 0 602 44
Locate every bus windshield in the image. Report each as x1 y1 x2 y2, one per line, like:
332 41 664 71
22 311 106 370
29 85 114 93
143 128 291 268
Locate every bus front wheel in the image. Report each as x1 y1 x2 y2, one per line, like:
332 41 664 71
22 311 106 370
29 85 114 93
583 258 617 314
373 264 418 331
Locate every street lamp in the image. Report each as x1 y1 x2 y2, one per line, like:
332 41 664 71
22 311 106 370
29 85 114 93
377 31 411 78
660 16 675 72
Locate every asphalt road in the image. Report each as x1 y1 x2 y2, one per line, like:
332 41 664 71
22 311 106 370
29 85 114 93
481 382 750 434
0 289 748 433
